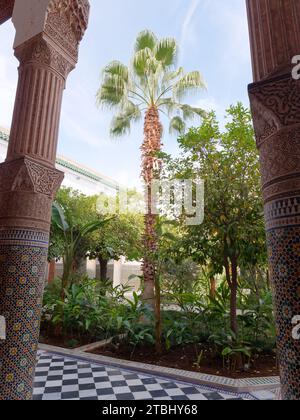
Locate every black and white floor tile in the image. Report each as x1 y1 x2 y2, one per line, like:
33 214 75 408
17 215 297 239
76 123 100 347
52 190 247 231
33 351 267 401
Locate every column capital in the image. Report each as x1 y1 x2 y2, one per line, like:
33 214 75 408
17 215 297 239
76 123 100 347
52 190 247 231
249 74 300 148
0 157 64 198
0 157 64 231
249 74 300 207
13 0 90 78
14 34 74 80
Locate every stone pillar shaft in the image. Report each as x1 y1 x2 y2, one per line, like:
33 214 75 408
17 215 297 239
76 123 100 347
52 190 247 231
247 0 300 400
246 0 300 82
0 37 66 400
0 0 90 400
7 60 64 163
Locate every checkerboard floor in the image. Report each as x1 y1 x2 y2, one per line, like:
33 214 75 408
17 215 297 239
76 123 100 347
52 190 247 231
33 351 259 401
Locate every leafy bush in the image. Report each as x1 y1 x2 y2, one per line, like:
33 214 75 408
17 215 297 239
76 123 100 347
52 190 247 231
42 269 276 373
42 278 154 344
161 278 276 369
238 290 276 353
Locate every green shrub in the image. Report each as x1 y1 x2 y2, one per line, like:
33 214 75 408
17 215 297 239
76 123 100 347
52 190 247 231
42 278 154 343
42 271 276 370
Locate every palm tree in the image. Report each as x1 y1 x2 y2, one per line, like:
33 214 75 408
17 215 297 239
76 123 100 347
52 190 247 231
97 30 206 304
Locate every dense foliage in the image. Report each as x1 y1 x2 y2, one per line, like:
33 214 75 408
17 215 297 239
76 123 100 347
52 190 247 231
160 104 267 337
43 103 275 373
42 274 275 369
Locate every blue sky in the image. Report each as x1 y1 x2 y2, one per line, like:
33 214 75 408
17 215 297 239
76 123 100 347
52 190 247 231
0 0 252 189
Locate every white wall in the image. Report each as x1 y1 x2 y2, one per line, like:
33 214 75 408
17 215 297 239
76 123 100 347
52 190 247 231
57 163 116 197
0 140 7 162
0 136 118 197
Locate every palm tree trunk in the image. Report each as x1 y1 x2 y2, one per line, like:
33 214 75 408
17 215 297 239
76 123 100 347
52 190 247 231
141 106 162 306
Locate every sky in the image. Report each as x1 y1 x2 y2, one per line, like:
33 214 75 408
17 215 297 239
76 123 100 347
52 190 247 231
0 0 252 189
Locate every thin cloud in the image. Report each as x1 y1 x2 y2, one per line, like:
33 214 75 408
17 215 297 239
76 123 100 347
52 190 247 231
194 96 221 113
180 0 200 51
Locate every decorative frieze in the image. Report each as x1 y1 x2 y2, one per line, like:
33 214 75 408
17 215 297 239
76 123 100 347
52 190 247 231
46 0 90 61
249 76 300 205
249 75 300 147
15 35 74 79
0 157 64 197
0 158 64 231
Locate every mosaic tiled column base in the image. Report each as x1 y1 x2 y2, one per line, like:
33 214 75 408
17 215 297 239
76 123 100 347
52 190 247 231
267 226 300 400
249 74 300 400
0 230 49 400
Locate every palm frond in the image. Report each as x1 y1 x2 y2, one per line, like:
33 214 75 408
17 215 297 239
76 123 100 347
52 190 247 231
97 30 206 140
52 202 69 233
157 97 176 115
179 104 207 120
173 71 206 100
110 115 131 137
135 30 158 52
169 116 186 135
110 103 142 137
133 48 154 77
162 67 184 87
103 61 129 83
97 74 127 108
74 219 113 251
155 38 177 68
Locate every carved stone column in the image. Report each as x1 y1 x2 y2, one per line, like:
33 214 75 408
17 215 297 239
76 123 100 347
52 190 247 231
247 0 300 400
0 0 89 400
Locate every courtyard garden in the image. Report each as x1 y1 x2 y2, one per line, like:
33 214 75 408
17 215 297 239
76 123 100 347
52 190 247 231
40 79 278 379
3 0 300 401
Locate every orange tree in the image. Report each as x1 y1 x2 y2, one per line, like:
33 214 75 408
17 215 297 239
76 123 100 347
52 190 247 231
162 104 267 337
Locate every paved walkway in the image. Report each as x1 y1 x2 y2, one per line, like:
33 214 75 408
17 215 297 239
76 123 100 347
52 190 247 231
33 351 276 401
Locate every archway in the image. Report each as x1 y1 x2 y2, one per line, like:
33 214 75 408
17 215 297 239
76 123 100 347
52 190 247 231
0 0 299 401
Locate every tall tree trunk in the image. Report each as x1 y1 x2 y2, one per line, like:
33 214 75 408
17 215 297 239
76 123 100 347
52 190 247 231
224 255 238 336
154 274 162 355
48 259 56 284
99 256 109 281
141 106 162 306
230 258 238 336
74 256 87 277
209 277 216 299
61 257 74 301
